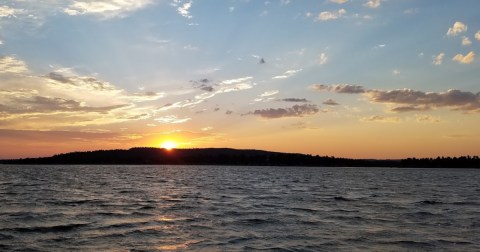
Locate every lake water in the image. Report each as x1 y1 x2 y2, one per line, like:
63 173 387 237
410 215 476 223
0 165 479 251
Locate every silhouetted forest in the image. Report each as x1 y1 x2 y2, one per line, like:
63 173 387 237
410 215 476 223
1 147 479 168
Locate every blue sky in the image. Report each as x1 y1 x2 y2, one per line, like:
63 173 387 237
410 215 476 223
1 0 479 158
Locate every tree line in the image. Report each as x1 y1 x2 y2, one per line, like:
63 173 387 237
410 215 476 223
1 147 478 168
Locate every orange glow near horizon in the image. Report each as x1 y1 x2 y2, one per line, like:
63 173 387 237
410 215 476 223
159 140 178 150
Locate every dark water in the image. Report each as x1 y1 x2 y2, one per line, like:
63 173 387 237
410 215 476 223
0 165 479 251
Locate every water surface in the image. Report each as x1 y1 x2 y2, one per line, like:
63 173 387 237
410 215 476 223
0 165 479 251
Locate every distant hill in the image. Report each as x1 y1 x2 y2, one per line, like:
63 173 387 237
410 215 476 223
1 147 479 168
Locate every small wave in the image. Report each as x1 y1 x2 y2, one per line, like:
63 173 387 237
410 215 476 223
228 236 256 244
333 196 354 201
127 228 169 236
0 244 12 251
236 218 277 225
451 201 479 206
298 220 321 226
46 199 102 206
436 239 472 245
289 207 318 213
0 233 14 240
383 240 435 248
131 211 155 217
406 211 439 217
418 200 443 205
137 205 156 210
6 223 89 233
98 221 149 230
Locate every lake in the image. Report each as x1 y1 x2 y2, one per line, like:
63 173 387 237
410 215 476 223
0 165 479 251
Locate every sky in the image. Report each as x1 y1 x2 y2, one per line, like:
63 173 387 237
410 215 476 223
0 0 479 159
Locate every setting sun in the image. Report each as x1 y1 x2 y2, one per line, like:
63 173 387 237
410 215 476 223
160 140 178 150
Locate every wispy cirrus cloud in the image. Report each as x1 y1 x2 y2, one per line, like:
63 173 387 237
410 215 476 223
330 0 348 4
253 90 279 102
259 90 279 97
272 69 302 79
64 0 153 18
160 76 254 111
155 115 191 124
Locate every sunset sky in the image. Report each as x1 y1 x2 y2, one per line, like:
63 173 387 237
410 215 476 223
1 0 479 159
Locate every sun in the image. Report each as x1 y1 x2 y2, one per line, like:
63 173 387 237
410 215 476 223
160 140 178 150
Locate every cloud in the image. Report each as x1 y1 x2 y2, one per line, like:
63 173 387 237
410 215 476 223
476 31 480 41
364 0 381 8
392 69 400 75
403 8 418 15
183 44 198 50
260 90 279 97
311 84 365 94
64 0 153 18
176 1 193 19
415 114 440 123
0 56 164 129
155 115 191 124
319 53 328 65
330 0 348 4
452 51 475 64
279 98 310 103
1 94 128 114
249 104 319 119
361 115 400 123
272 69 302 79
432 53 445 65
462 36 472 46
201 126 213 131
191 78 215 92
366 88 480 112
127 91 165 102
161 76 254 111
312 83 480 113
316 9 346 21
323 99 339 105
254 90 279 102
390 105 430 113
0 56 29 74
446 21 467 37
0 5 17 17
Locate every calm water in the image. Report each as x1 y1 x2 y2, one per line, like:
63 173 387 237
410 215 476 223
0 165 479 251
